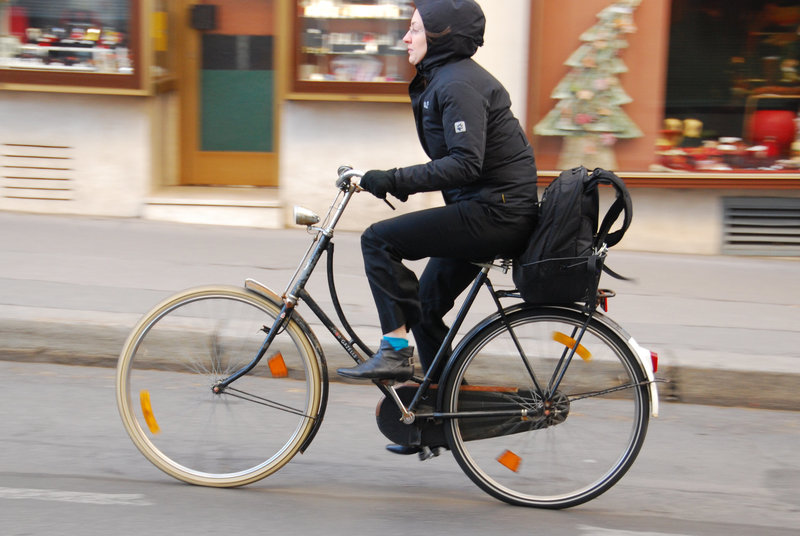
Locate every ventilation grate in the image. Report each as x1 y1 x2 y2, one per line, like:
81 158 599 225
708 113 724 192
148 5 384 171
723 197 800 256
1 143 75 202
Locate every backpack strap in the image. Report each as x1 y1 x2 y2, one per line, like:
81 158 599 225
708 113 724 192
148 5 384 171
589 168 632 248
602 263 633 281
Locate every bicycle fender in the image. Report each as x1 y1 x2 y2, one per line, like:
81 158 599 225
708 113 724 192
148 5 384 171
626 337 659 418
244 279 330 452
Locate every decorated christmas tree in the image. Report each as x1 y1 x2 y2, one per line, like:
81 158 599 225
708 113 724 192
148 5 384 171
534 0 643 169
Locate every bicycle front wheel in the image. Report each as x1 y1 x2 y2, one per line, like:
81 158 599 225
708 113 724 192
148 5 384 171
116 286 325 487
442 307 649 509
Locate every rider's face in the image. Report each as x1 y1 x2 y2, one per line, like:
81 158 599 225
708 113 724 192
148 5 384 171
403 10 427 66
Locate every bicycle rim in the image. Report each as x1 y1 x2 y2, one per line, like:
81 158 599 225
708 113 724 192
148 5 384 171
116 286 323 487
443 308 649 508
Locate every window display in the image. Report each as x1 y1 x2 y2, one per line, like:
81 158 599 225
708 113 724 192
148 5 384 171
1 0 133 74
292 0 416 98
659 0 800 172
0 0 175 93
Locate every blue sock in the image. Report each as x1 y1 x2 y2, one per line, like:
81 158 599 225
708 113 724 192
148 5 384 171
383 336 409 350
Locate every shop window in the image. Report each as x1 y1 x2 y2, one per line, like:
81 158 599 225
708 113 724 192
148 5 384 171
528 0 800 180
0 0 173 93
659 0 800 172
1 0 134 74
290 0 416 100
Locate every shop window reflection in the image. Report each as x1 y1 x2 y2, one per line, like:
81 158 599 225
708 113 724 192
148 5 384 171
0 0 133 75
659 0 800 172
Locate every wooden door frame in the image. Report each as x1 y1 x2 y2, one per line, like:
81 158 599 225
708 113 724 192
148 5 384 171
176 0 285 186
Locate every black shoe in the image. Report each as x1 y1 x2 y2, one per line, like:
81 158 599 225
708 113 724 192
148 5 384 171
386 444 444 461
385 444 421 455
337 340 414 381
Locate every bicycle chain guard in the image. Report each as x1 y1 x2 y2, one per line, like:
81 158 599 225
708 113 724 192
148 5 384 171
376 385 570 448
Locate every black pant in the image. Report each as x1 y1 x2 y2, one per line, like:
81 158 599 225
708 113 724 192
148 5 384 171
361 200 534 379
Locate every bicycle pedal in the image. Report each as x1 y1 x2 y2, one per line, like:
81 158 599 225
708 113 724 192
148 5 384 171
417 446 440 461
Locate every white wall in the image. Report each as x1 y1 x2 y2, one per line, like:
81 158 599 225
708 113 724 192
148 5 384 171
0 91 151 217
474 0 530 121
602 188 722 254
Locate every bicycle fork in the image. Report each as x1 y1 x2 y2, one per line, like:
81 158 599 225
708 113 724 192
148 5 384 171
212 302 294 393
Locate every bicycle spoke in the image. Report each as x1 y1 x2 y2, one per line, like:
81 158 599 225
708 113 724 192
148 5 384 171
222 387 315 418
568 380 655 403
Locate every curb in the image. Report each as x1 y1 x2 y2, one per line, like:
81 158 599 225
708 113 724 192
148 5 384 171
2 317 797 412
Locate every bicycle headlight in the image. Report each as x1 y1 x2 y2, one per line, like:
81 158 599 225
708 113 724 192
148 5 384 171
293 206 320 226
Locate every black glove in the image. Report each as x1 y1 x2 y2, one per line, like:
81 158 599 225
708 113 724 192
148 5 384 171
360 169 397 199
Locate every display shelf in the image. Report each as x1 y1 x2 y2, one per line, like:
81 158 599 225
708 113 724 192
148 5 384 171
7 44 133 73
0 0 174 95
289 1 414 101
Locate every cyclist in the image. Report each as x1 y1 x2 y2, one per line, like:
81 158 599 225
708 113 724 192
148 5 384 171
338 0 538 388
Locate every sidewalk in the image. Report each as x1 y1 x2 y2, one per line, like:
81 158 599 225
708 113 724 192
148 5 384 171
1 210 798 410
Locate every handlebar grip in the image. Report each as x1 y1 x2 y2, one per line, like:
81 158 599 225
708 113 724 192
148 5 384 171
335 166 395 210
335 166 364 189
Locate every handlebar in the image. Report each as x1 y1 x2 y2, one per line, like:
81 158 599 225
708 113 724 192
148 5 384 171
336 166 395 210
335 166 364 190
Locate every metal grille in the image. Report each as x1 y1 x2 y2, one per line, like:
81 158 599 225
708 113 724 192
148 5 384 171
722 197 800 256
1 143 75 202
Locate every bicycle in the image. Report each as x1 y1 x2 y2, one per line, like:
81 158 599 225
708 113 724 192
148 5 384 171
116 166 660 509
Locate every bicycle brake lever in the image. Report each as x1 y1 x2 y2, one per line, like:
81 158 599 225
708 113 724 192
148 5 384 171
351 180 393 209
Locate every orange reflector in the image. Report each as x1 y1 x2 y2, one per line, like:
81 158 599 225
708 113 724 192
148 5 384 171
268 352 289 378
497 450 522 473
139 390 160 434
552 331 591 361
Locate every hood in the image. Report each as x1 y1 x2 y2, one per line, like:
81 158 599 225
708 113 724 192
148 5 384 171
415 0 485 74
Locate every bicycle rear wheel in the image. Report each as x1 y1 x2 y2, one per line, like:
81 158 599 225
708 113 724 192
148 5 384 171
116 286 325 487
442 306 649 509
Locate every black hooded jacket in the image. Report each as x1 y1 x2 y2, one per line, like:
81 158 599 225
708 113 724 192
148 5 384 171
394 0 538 212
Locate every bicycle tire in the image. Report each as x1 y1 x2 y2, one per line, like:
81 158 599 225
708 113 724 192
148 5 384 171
442 306 650 508
116 285 325 487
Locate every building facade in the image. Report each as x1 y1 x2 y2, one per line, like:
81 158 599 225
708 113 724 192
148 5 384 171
1 0 799 255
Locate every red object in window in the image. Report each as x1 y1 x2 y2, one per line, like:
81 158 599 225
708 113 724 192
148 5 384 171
749 110 797 157
9 7 29 42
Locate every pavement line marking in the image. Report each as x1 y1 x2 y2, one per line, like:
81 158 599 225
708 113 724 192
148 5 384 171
0 487 152 506
579 526 691 536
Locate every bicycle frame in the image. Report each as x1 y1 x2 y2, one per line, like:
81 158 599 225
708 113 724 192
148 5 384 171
213 169 601 426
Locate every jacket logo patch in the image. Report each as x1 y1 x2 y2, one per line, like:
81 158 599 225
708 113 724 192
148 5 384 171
454 121 467 133
423 100 430 109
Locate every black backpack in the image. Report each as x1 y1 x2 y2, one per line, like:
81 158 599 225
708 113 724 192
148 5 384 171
512 166 632 308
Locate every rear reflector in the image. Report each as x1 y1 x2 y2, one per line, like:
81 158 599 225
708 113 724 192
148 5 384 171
651 352 659 373
552 331 592 361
